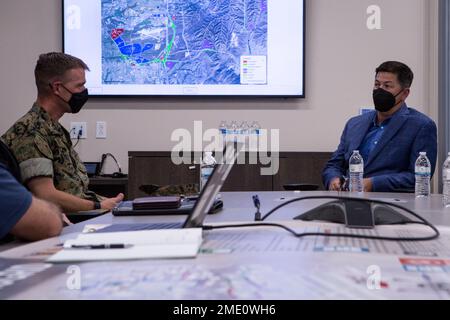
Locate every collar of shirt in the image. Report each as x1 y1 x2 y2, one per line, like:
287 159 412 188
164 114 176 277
358 104 407 163
374 103 408 125
31 102 67 137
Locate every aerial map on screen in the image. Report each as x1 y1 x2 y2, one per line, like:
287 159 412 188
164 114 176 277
102 0 268 85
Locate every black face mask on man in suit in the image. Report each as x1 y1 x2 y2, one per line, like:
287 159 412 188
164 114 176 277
372 88 403 113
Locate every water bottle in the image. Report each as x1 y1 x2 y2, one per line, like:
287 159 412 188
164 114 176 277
250 121 261 135
349 150 364 192
200 151 217 191
415 152 431 197
229 121 239 142
240 121 250 135
239 121 249 144
219 121 227 143
219 121 227 136
228 121 237 134
249 121 261 151
443 152 450 206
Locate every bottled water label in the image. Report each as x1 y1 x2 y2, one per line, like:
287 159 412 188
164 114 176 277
415 153 431 197
445 169 450 180
415 166 431 175
443 154 450 206
349 164 363 173
200 151 217 191
201 167 214 178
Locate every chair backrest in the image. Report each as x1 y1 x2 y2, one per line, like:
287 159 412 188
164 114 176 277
0 140 22 183
283 183 319 191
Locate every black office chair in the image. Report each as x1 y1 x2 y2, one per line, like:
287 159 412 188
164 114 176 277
65 210 109 224
283 183 319 191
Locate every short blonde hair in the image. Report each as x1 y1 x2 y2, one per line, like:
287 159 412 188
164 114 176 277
35 52 89 95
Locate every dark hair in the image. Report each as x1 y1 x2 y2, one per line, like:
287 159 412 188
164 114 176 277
375 61 414 89
34 52 89 96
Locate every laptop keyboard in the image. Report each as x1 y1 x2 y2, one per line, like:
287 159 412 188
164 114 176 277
94 222 184 233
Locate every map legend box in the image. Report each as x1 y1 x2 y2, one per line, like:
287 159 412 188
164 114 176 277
240 56 267 85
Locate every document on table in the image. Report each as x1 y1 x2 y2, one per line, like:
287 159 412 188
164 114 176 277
15 252 450 300
201 222 450 258
47 228 203 263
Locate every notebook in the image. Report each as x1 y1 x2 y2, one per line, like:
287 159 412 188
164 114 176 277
98 144 240 233
47 229 203 263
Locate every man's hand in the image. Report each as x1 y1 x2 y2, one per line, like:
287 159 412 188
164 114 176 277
329 177 342 191
100 193 124 210
363 178 373 192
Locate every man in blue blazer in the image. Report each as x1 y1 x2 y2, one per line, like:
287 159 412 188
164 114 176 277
322 61 437 192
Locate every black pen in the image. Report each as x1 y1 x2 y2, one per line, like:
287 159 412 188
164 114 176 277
252 195 261 210
252 195 262 221
68 244 133 249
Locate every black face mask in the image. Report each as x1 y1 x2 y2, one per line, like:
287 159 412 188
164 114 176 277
372 88 403 113
58 84 89 114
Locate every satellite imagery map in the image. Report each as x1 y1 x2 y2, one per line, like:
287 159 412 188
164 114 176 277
101 0 268 85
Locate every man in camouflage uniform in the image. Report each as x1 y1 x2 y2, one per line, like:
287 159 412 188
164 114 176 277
1 52 123 213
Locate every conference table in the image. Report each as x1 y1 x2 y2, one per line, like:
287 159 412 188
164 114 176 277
1 191 450 300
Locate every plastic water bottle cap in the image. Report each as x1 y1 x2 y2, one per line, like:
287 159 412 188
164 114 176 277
203 152 216 165
419 152 426 156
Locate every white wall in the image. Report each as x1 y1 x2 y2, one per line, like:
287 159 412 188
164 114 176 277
0 0 438 174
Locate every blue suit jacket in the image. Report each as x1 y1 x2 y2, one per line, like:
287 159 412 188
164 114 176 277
322 104 437 192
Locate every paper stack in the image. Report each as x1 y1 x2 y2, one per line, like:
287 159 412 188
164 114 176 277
47 228 203 263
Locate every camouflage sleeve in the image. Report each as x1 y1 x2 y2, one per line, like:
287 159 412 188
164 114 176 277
20 158 53 183
12 135 54 183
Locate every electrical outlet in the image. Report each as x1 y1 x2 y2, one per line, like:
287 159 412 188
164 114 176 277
96 121 107 139
70 122 87 139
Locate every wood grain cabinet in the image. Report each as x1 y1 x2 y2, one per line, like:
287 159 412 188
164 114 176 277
128 151 332 199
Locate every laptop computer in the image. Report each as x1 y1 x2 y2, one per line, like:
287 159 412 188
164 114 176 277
83 162 101 177
112 195 224 216
96 144 240 233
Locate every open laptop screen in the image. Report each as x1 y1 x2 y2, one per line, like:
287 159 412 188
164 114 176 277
183 144 240 228
97 143 242 233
